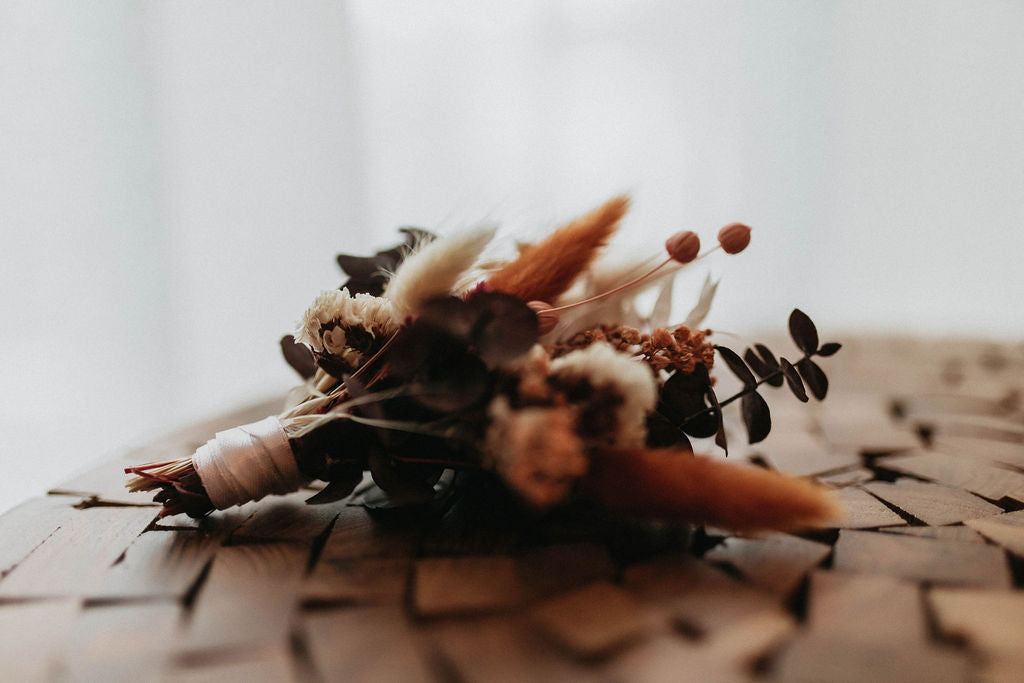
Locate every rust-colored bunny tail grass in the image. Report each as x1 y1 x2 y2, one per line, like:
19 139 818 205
486 195 629 303
582 447 841 533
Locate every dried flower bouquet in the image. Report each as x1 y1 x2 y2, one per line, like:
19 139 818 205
127 197 841 533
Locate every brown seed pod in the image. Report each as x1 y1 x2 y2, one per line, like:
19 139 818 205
665 230 701 263
718 223 751 254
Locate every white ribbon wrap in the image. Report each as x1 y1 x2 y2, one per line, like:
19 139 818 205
192 416 308 510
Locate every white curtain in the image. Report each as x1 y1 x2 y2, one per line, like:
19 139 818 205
2 0 1022 512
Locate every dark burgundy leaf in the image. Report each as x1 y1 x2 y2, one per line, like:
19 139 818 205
817 342 842 357
744 348 771 377
305 467 363 505
708 386 727 455
797 358 829 400
280 335 317 379
645 412 693 451
337 227 436 296
716 345 756 388
781 358 808 402
367 451 435 504
754 343 780 370
741 391 772 444
788 309 819 355
466 292 540 365
662 365 717 437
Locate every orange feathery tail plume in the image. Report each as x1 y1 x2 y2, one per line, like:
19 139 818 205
581 447 841 533
486 195 629 303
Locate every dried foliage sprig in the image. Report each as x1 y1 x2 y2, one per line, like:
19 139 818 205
126 197 841 534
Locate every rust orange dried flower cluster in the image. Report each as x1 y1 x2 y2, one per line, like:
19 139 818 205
552 324 714 375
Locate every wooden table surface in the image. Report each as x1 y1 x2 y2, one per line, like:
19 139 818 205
1 336 1022 682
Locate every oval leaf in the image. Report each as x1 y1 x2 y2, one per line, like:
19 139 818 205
708 386 727 455
817 342 842 357
280 335 317 379
716 345 756 388
788 309 819 355
797 357 829 400
781 358 808 402
741 391 772 444
753 343 784 387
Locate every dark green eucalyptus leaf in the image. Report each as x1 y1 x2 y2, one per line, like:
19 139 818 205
741 391 772 443
781 358 809 402
817 342 842 357
788 309 819 355
716 345 756 388
796 357 829 400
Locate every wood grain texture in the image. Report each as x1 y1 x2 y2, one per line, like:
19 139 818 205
833 529 1012 588
861 479 1004 525
0 495 78 576
877 449 1024 501
964 509 1024 556
703 534 831 595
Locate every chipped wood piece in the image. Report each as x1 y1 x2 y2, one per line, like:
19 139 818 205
429 615 603 683
0 599 80 681
861 479 1003 526
881 525 986 543
0 506 157 598
877 450 1024 502
184 541 307 653
833 530 1012 588
0 495 78 576
232 492 342 542
165 643 297 683
302 556 411 605
90 530 221 601
703 534 831 595
806 570 926 644
528 581 659 658
930 434 1024 470
515 543 615 601
830 487 906 529
303 606 434 683
817 466 874 488
964 510 1024 556
929 587 1024 662
316 506 419 559
773 634 972 683
413 556 524 617
62 602 182 677
700 608 795 672
758 431 861 477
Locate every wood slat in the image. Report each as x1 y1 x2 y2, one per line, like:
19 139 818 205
703 534 831 595
805 570 927 644
877 449 1024 502
860 479 1004 526
757 431 861 477
881 525 986 543
929 587 1024 664
184 542 307 653
833 529 1012 588
0 496 78 577
413 556 524 617
303 606 434 683
302 556 411 605
61 602 183 680
527 581 659 658
0 599 80 681
964 509 1024 556
90 529 222 601
231 492 342 542
0 506 157 598
830 487 907 529
773 635 971 683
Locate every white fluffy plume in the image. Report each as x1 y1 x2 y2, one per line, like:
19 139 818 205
384 226 497 319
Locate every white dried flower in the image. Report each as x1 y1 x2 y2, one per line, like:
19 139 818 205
322 327 347 355
294 288 397 352
550 341 657 447
484 397 587 509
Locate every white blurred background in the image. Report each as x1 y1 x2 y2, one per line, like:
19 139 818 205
2 1 1022 513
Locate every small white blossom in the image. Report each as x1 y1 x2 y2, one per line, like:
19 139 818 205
294 288 398 352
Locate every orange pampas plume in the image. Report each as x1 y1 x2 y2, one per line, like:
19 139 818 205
486 195 629 303
581 447 841 533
